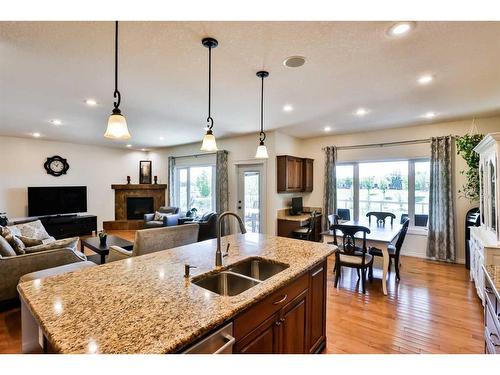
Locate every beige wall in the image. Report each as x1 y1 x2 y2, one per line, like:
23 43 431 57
0 136 148 229
300 116 500 262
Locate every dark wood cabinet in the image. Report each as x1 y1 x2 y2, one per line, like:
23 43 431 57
233 260 327 354
280 290 308 353
308 263 327 352
277 155 314 193
303 158 314 192
235 314 280 353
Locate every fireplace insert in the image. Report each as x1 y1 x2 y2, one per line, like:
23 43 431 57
127 197 154 220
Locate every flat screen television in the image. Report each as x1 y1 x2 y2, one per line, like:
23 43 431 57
28 186 87 217
291 197 303 215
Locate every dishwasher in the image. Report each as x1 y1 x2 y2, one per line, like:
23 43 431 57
182 322 235 354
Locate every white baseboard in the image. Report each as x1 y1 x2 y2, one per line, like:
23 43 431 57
401 250 465 264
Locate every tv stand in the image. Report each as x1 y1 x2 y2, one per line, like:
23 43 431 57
11 215 97 240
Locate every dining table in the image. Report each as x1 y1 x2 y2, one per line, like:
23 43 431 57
321 219 402 295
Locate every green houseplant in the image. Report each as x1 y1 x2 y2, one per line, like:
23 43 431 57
456 133 484 202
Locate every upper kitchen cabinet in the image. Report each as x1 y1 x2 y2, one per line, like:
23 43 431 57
277 155 314 193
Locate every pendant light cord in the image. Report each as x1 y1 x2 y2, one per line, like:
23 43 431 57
113 21 121 109
207 45 213 130
259 75 266 142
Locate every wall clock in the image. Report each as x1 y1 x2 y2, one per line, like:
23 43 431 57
44 155 69 177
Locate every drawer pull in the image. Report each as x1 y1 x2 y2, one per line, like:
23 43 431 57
273 294 288 305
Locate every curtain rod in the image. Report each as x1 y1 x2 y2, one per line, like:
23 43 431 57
323 138 431 151
170 150 226 160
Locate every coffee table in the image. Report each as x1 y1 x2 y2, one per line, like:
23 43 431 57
80 235 133 264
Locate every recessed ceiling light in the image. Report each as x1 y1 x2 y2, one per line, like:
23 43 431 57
85 99 97 106
50 119 62 125
126 144 132 148
387 22 415 37
283 104 294 112
32 132 41 138
283 56 306 68
324 126 331 132
418 74 433 85
159 136 164 141
423 112 436 119
355 108 369 117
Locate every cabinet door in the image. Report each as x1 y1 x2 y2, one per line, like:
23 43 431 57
235 313 280 354
303 159 314 192
295 159 304 191
279 289 308 354
308 263 326 352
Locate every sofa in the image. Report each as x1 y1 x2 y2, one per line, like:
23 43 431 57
144 206 180 228
108 223 199 262
0 220 86 303
196 211 218 242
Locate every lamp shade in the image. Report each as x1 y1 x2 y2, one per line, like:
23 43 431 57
255 144 269 159
201 131 218 151
104 112 131 140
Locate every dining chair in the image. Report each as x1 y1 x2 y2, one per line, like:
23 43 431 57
331 224 373 294
369 218 410 281
337 208 351 221
366 211 396 226
292 211 318 241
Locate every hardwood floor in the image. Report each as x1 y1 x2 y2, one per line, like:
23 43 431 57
325 255 484 353
0 231 484 354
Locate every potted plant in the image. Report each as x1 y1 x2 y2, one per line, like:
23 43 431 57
456 133 484 202
98 230 108 246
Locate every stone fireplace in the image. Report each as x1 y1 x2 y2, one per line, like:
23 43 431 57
103 184 168 230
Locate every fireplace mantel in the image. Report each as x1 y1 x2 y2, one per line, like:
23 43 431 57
111 184 168 190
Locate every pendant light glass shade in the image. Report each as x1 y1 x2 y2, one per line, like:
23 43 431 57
105 21 131 140
255 142 269 159
200 38 218 151
255 71 269 159
201 129 218 151
105 109 131 139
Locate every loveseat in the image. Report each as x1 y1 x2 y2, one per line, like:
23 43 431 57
143 206 180 228
0 220 86 303
107 223 199 262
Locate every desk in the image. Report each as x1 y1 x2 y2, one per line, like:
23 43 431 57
321 220 402 295
278 213 322 242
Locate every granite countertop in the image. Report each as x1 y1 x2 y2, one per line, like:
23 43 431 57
18 233 335 354
485 265 500 300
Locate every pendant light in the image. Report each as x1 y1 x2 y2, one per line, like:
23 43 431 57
255 71 269 159
104 21 131 140
200 37 218 151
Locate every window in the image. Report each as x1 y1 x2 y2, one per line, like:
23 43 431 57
336 165 354 220
174 165 215 214
335 159 430 227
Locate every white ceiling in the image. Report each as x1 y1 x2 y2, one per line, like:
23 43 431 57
1 21 500 149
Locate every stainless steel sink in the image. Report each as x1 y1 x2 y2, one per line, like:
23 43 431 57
192 257 289 296
192 272 260 296
229 258 289 281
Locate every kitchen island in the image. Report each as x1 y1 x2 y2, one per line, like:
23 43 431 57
17 233 335 354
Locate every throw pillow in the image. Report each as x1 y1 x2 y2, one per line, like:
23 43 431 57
0 235 16 257
10 220 50 240
1 227 26 255
153 211 168 221
25 237 79 253
18 236 43 247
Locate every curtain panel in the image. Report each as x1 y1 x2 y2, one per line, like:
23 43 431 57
167 156 175 206
322 146 337 231
216 150 229 235
426 136 456 262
